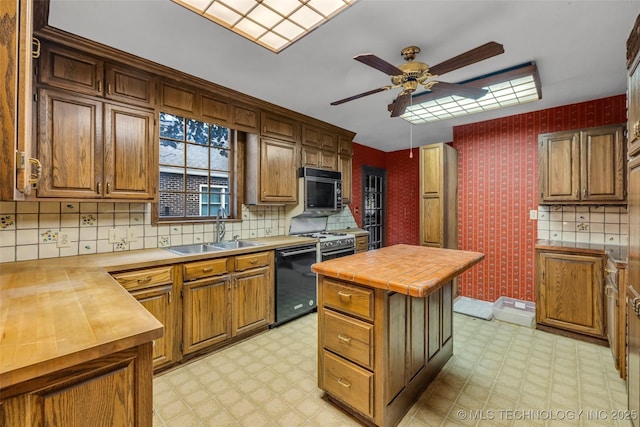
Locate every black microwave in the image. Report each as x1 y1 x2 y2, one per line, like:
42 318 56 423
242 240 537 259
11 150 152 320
299 167 342 215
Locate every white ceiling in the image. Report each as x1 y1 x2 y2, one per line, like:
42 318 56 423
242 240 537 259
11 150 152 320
48 0 640 152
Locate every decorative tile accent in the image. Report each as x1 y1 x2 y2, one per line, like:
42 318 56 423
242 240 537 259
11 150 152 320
158 236 170 247
40 229 58 243
577 223 589 231
81 214 96 226
1 215 15 229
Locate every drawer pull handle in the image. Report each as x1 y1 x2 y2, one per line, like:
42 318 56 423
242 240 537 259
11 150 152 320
250 259 258 264
202 267 214 273
634 121 640 138
338 334 352 344
337 291 352 300
137 276 152 284
337 378 352 388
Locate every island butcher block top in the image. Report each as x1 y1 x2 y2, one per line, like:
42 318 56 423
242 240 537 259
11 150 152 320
311 244 484 298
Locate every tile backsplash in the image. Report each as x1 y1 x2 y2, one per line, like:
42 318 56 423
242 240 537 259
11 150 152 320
536 205 628 245
0 202 359 263
0 202 286 263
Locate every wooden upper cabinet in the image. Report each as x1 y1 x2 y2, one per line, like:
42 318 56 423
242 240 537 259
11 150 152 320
37 88 156 200
201 92 231 125
103 103 156 199
104 63 156 108
261 112 299 142
338 134 353 156
338 153 352 204
259 137 298 203
40 43 156 109
160 81 198 116
302 125 338 151
630 58 640 157
37 88 103 198
538 130 580 202
232 104 259 132
40 43 103 97
539 124 625 204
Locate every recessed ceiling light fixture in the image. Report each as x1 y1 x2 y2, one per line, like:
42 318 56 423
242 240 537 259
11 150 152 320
401 62 541 124
172 0 358 53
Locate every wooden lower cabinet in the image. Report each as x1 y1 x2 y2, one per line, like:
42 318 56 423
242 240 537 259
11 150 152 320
0 344 154 427
111 266 179 370
232 265 272 335
355 234 368 253
318 276 452 427
536 249 605 339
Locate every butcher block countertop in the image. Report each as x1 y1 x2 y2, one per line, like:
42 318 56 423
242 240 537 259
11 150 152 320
0 235 314 389
311 244 484 298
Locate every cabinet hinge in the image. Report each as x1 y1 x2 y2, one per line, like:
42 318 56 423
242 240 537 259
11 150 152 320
180 289 184 298
33 92 37 103
180 342 183 352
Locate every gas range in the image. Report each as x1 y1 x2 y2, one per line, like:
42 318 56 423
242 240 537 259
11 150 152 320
295 231 356 252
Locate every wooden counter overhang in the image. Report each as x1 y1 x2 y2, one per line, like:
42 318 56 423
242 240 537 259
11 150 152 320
311 244 485 298
0 235 316 390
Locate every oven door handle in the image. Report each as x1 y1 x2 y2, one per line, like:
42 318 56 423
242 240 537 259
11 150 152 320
322 247 355 257
279 247 317 257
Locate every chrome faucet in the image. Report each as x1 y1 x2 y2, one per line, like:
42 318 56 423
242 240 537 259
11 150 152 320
215 207 226 243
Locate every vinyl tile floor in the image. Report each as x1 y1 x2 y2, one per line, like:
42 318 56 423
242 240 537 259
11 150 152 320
152 312 631 426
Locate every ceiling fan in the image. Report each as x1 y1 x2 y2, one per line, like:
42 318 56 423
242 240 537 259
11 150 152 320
331 42 505 117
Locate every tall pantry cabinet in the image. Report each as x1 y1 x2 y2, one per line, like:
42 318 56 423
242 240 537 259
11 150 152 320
419 143 458 249
627 14 640 425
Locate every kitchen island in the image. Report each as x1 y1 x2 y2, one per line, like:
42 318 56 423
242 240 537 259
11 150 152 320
312 244 484 427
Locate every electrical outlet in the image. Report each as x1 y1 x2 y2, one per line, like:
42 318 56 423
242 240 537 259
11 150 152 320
127 227 138 242
57 232 70 248
529 209 538 220
108 228 119 244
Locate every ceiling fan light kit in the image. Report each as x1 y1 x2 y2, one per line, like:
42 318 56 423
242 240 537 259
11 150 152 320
331 41 506 118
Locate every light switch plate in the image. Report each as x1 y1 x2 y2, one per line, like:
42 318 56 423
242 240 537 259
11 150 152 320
57 232 70 248
529 209 538 220
108 228 119 244
127 228 137 242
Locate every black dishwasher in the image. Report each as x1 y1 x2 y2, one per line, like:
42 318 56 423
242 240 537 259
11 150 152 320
272 244 318 327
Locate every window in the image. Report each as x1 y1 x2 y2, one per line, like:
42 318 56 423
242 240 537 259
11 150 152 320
157 112 234 222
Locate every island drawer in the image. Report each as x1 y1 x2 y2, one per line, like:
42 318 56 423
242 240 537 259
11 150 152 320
323 309 374 369
112 265 174 291
322 350 374 418
183 258 230 281
323 279 374 321
235 251 270 272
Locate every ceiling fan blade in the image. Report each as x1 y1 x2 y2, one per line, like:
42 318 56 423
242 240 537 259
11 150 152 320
429 41 504 76
430 81 488 99
330 86 392 105
354 53 405 76
390 92 411 117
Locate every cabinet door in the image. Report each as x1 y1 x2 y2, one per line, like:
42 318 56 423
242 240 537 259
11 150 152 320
182 276 231 355
420 145 442 196
232 266 271 336
39 43 103 97
339 153 352 204
629 59 640 157
420 197 441 247
539 131 580 202
104 63 157 108
581 125 625 202
261 112 299 142
536 251 604 337
103 103 156 200
259 137 297 203
301 145 320 168
37 89 103 198
131 284 175 368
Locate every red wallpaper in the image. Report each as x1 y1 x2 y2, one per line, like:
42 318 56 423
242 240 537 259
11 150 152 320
452 94 627 302
350 94 626 303
350 143 419 246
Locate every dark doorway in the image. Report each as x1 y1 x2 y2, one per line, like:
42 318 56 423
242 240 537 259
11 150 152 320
362 166 386 250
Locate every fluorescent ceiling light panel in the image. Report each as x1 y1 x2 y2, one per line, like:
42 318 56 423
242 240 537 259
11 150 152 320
173 0 357 53
401 62 541 124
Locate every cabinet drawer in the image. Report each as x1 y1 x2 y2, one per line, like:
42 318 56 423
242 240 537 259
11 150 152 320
323 279 374 321
183 258 229 281
355 236 368 252
322 350 373 418
235 251 270 272
112 266 173 291
324 310 373 369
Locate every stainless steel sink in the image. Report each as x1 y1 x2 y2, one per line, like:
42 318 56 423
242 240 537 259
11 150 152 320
166 243 222 255
166 240 263 254
211 240 264 249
